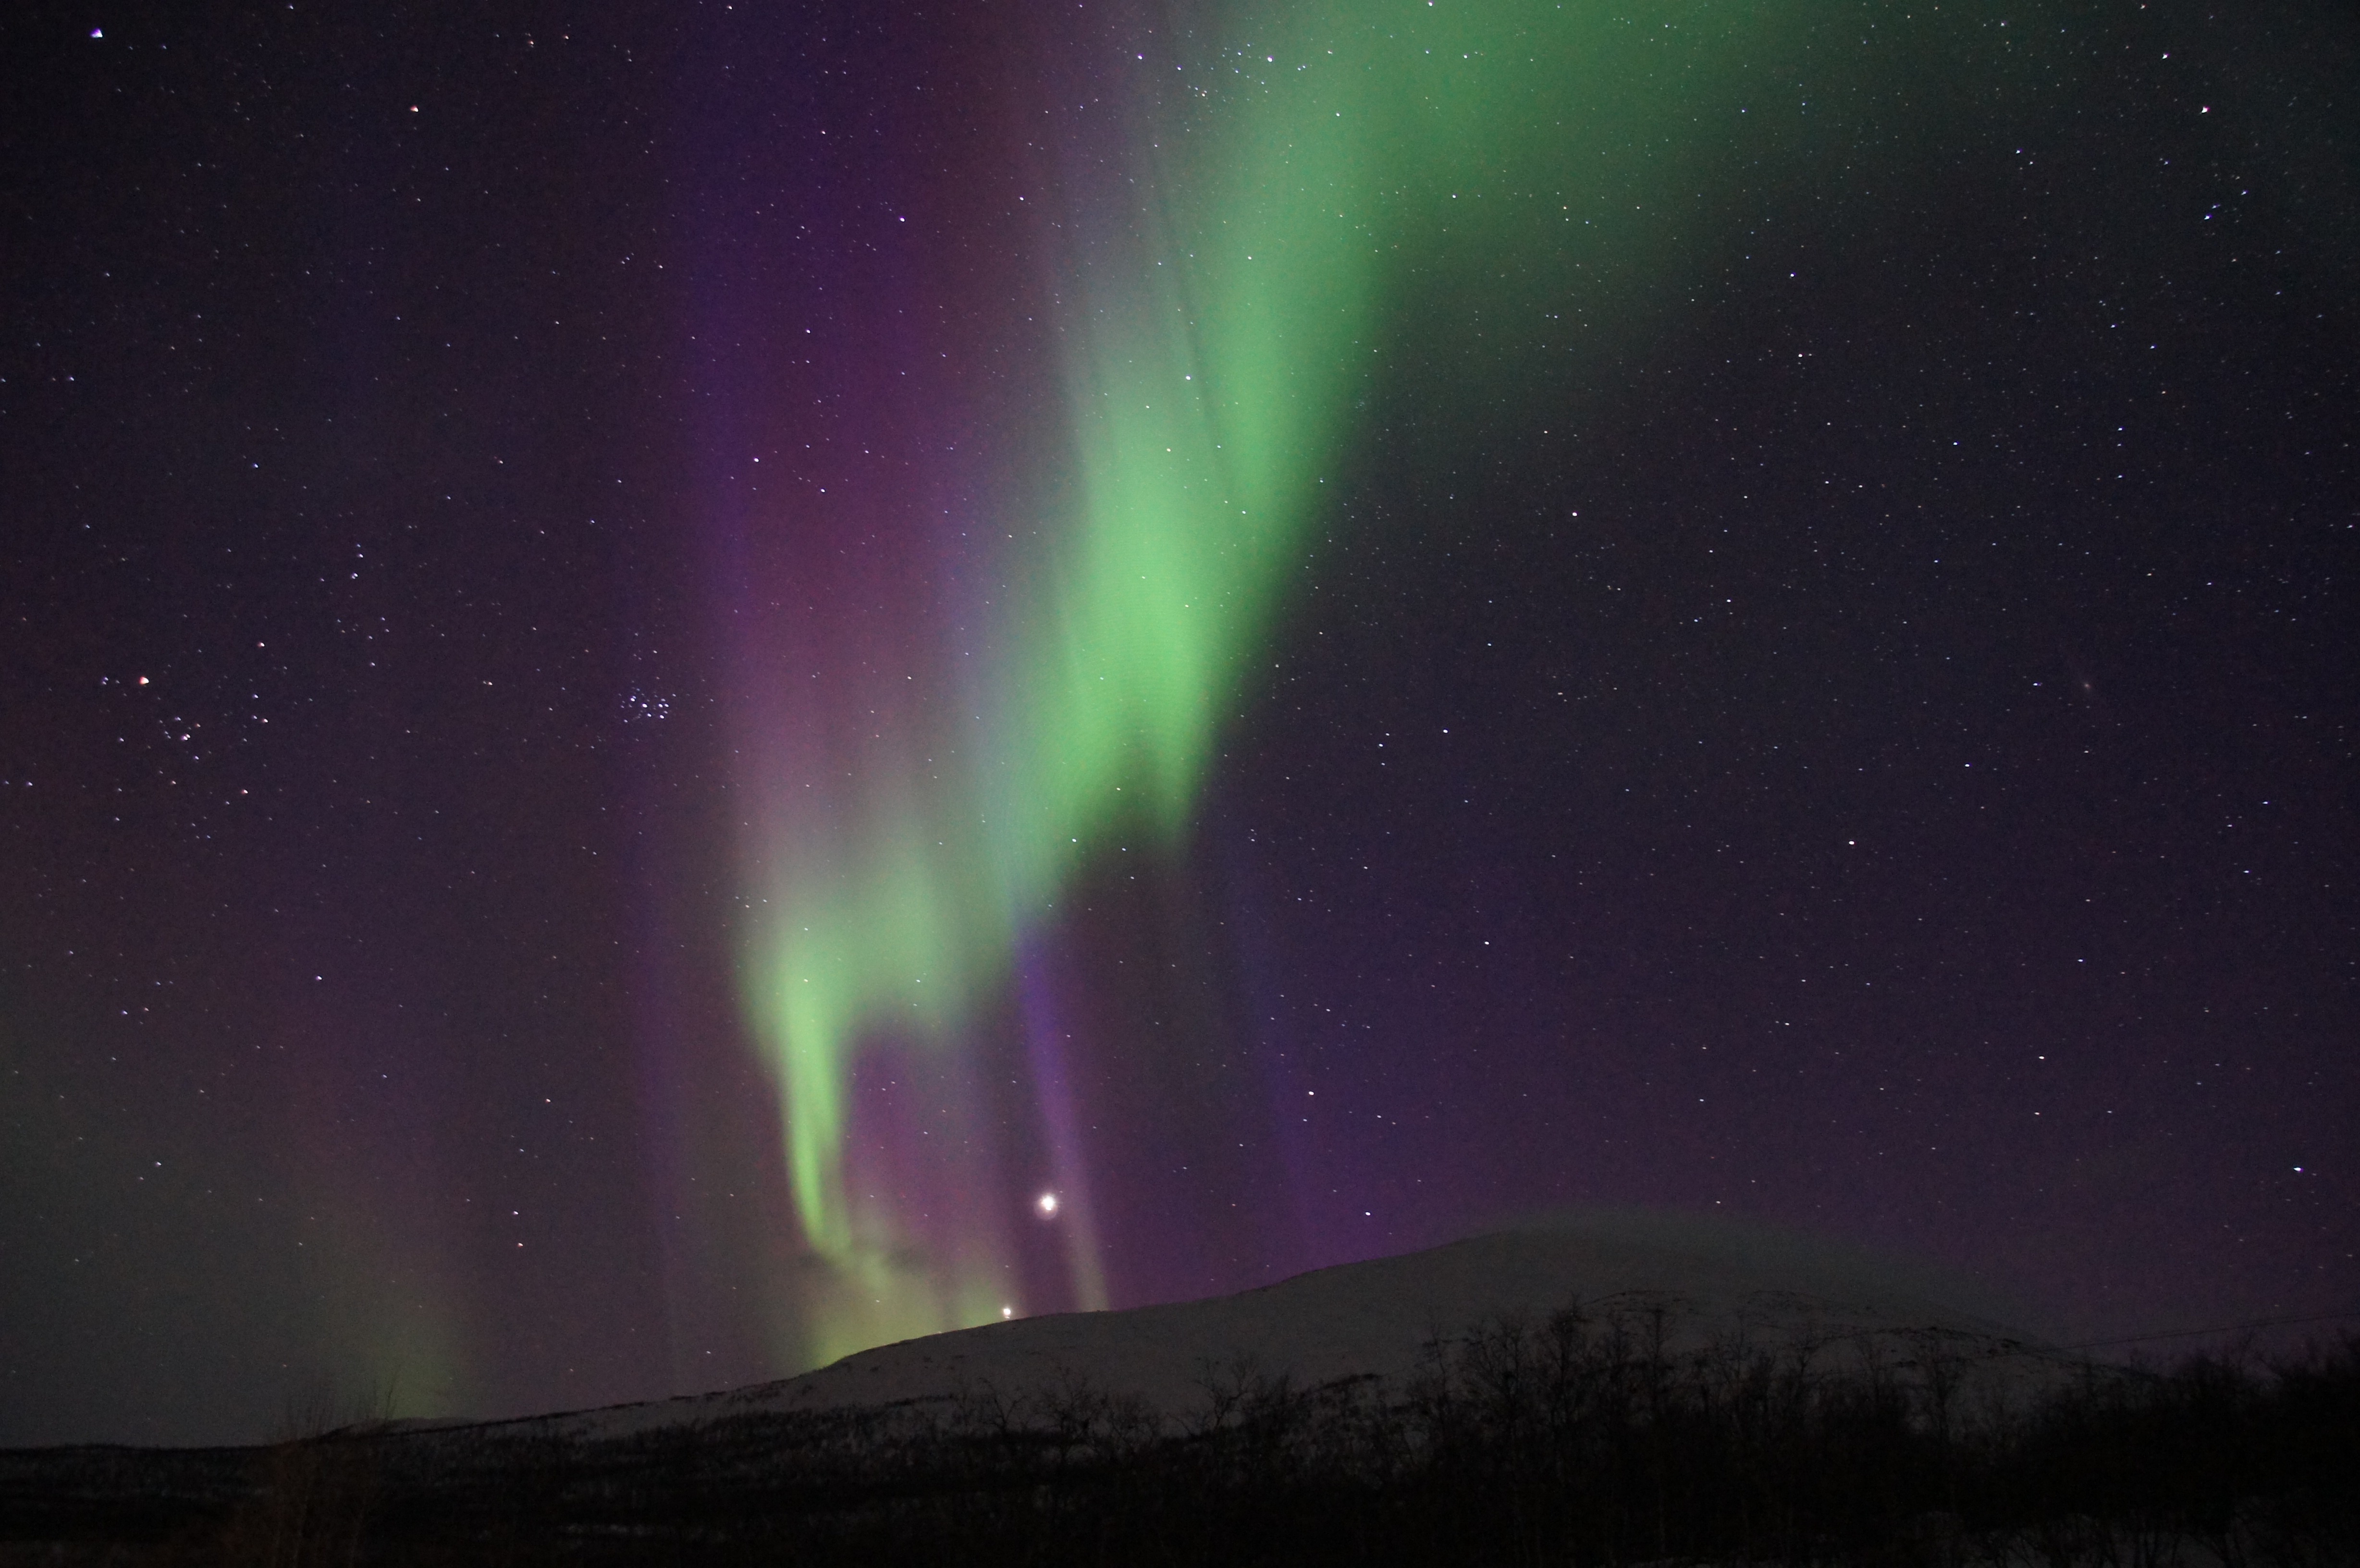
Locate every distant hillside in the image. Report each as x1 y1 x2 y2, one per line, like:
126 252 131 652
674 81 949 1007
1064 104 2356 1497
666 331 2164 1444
4 1219 2350 1565
506 1213 2063 1442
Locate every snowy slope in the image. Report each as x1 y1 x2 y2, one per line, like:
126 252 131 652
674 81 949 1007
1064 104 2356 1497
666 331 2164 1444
483 1215 2066 1442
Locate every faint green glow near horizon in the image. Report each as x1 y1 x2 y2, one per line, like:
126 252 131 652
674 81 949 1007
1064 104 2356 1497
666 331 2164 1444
743 0 1807 1368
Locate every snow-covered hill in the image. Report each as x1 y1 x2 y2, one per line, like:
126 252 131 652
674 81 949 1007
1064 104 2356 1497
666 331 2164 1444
475 1214 2069 1442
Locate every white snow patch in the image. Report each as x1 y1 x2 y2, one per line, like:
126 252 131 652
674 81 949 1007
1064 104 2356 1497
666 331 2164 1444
472 1215 2070 1444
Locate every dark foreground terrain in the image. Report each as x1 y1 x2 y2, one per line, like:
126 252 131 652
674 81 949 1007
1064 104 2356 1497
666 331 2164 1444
3 1308 2353 1566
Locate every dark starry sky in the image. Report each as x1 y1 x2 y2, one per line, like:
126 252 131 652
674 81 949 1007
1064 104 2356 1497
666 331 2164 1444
1 0 2354 1446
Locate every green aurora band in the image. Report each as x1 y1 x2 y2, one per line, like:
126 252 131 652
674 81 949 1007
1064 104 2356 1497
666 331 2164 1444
742 0 1908 1365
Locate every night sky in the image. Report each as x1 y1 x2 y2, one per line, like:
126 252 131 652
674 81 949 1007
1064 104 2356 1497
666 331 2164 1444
3 0 2354 1447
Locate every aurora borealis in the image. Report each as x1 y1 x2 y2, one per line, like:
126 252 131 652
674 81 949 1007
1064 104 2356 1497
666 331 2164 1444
4 0 2356 1445
728 0 1828 1364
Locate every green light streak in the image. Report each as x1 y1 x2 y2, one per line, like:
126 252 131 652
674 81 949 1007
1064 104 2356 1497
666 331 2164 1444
744 0 1847 1366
